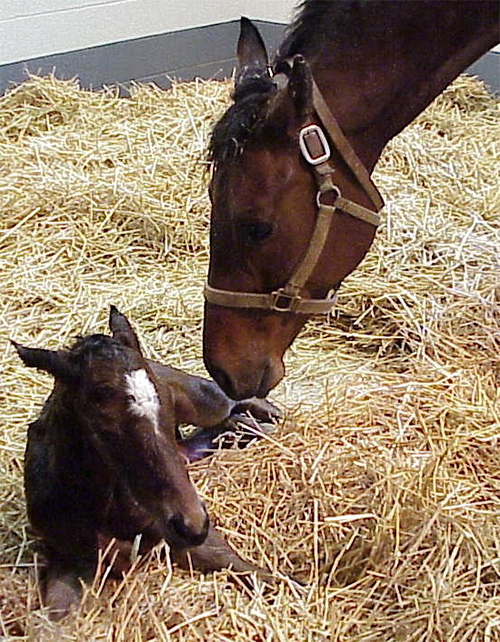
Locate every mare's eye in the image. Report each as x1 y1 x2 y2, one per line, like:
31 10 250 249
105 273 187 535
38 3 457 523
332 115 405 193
241 221 274 244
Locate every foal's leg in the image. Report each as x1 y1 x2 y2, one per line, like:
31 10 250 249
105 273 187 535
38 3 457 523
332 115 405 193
177 407 278 463
41 537 96 620
170 525 274 584
148 361 280 462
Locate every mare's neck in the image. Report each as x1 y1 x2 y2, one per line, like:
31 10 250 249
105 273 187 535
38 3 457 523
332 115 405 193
308 6 498 171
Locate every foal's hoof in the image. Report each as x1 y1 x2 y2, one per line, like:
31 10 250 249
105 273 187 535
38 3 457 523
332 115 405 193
232 397 281 424
179 397 280 462
224 397 280 444
44 573 82 621
210 397 280 450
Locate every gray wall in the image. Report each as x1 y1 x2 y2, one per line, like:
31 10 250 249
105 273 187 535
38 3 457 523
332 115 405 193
0 21 285 96
0 1 295 66
0 20 497 97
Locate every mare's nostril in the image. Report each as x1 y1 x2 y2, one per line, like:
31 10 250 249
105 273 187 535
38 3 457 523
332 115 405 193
168 512 210 548
257 359 284 398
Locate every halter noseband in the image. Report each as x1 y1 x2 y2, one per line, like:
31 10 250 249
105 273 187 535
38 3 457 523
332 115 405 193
204 71 384 315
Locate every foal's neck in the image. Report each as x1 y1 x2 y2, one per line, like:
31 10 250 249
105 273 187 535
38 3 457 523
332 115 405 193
308 6 497 171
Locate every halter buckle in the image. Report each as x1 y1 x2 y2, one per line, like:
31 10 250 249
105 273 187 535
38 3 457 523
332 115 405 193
271 289 299 312
299 124 331 166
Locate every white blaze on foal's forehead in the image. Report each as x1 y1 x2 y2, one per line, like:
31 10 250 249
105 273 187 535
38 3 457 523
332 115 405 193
125 369 160 431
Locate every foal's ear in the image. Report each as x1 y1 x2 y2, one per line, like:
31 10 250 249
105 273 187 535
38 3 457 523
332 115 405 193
109 306 141 352
11 341 78 380
236 17 269 85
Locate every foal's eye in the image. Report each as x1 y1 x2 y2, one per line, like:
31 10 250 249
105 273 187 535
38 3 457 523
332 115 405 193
241 221 274 244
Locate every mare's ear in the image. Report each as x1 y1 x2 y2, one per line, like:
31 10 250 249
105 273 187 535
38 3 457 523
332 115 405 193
265 55 314 135
109 306 141 352
287 55 314 119
11 341 78 380
236 17 269 85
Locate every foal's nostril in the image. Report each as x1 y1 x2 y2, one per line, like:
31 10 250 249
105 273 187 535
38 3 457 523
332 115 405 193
168 511 210 548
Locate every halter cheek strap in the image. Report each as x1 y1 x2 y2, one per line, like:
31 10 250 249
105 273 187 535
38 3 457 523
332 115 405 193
204 77 384 314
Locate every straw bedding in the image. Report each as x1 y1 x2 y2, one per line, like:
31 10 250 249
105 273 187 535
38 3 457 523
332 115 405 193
0 73 498 641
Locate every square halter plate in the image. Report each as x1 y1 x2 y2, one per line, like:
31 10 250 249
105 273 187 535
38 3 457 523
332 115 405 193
298 124 331 165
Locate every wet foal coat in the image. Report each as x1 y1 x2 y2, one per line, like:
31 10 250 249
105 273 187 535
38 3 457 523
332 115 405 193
14 307 277 618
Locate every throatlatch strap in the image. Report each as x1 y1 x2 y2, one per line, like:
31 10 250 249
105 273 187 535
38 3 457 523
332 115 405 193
311 80 384 212
312 170 381 227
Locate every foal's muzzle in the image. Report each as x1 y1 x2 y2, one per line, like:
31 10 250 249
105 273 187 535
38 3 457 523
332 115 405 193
167 510 210 548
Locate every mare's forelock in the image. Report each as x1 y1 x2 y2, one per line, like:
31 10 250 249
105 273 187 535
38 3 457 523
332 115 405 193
208 75 276 165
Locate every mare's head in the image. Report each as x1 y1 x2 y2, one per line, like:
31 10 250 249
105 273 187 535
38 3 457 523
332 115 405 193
203 18 378 399
14 306 209 549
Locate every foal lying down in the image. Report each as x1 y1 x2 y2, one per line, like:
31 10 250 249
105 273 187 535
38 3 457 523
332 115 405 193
13 307 278 619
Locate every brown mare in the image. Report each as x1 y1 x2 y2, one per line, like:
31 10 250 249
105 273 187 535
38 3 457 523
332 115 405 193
14 307 277 619
203 1 499 400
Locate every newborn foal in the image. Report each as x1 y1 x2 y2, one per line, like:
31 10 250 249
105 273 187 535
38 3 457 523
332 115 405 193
14 307 277 619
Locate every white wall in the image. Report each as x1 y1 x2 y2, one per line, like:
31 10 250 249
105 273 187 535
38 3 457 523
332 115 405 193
0 0 296 66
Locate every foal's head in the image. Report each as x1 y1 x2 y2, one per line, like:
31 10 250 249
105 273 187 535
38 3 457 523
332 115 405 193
14 306 209 549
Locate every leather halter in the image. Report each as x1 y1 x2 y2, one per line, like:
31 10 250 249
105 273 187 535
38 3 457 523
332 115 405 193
204 73 384 315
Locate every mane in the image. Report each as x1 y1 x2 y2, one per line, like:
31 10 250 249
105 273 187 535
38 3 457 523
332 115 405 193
278 0 369 57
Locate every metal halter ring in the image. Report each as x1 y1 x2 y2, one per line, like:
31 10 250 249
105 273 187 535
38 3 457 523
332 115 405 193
316 184 341 208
